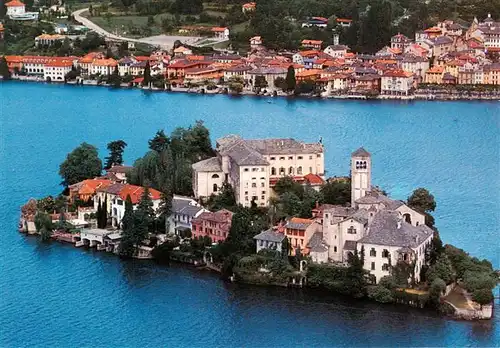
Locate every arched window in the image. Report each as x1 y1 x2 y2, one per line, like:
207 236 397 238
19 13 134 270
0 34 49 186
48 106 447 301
271 167 276 175
279 167 285 175
288 166 294 175
213 183 218 192
211 174 219 179
297 166 302 175
403 213 411 224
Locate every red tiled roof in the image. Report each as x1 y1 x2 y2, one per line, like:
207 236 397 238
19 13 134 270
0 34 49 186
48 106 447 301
211 27 228 32
6 0 24 7
304 173 325 185
302 39 323 45
119 185 161 204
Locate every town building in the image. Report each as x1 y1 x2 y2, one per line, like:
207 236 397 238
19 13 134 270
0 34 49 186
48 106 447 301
69 178 113 202
284 217 322 254
5 0 25 17
301 39 323 50
109 185 162 227
391 33 412 51
254 228 286 254
211 27 230 40
381 70 414 95
324 45 349 58
44 58 74 82
249 36 263 50
242 2 256 13
167 196 207 235
191 209 233 243
336 18 352 28
246 67 287 91
192 135 324 207
35 34 65 47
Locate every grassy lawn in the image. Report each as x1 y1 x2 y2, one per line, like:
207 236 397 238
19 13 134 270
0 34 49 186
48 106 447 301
445 286 472 309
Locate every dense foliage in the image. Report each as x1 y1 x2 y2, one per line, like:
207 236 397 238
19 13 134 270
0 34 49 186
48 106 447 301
59 143 103 187
128 121 215 196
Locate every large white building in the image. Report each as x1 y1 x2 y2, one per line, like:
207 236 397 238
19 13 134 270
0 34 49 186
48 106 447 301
192 135 325 207
316 148 433 283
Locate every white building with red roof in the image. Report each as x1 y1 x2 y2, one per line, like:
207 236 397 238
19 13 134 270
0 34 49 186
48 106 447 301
6 0 25 16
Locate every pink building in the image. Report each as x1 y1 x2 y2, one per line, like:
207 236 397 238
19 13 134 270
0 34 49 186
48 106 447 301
191 209 234 243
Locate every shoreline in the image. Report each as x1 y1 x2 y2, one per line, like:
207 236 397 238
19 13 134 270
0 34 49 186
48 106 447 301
5 77 500 102
18 226 495 322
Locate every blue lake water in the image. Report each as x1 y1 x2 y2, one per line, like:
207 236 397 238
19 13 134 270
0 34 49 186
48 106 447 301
0 82 499 347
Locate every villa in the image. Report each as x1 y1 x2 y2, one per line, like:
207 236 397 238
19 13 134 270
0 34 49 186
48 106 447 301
191 209 233 243
192 135 324 207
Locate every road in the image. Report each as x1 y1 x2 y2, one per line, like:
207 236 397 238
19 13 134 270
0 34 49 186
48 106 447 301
72 8 200 49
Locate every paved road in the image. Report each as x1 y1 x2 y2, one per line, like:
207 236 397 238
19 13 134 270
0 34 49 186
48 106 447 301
72 8 200 49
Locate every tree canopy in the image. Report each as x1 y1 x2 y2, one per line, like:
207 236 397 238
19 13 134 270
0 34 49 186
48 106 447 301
59 143 102 187
104 140 127 169
408 188 436 213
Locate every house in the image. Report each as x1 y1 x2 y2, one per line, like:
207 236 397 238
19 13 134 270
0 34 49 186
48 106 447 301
184 67 223 83
320 72 353 93
192 135 324 207
117 57 136 76
223 65 251 82
336 18 352 28
69 178 113 202
35 34 65 47
173 46 193 57
211 27 229 40
90 58 117 76
483 63 500 85
353 74 381 93
242 2 256 13
307 231 329 263
191 209 233 243
423 36 454 57
405 43 429 58
110 185 162 227
284 217 322 254
167 195 207 236
381 70 414 95
21 55 50 76
167 59 212 78
302 17 328 28
357 210 433 283
106 165 132 183
391 33 412 51
5 0 25 17
442 72 456 84
250 36 262 50
324 45 349 58
425 65 444 84
423 27 442 39
44 57 74 82
301 39 323 50
401 55 429 82
254 228 286 254
246 67 287 91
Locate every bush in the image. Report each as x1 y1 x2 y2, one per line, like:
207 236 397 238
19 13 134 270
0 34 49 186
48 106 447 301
472 289 493 307
378 275 397 290
428 278 446 306
367 285 394 303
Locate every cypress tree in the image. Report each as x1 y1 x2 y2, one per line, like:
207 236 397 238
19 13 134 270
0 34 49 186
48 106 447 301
285 65 296 92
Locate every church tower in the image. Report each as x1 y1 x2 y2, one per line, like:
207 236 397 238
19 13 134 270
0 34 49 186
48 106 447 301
351 147 371 207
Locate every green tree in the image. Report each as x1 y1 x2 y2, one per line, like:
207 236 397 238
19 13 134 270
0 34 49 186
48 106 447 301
472 289 494 308
104 140 127 169
274 76 286 90
149 130 169 153
59 143 102 187
274 176 304 198
0 57 11 80
320 179 351 205
137 186 155 231
119 195 136 257
34 211 53 233
428 277 446 306
408 188 436 213
285 65 296 92
207 182 237 211
108 65 121 88
426 254 454 284
367 285 394 303
254 75 268 89
142 60 151 87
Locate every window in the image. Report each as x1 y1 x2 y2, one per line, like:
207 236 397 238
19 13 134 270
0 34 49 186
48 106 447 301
261 168 265 172
317 154 321 158
211 174 219 179
261 195 265 200
279 167 285 175
288 156 293 160
245 191 248 195
213 183 218 192
325 213 329 219
298 156 303 160
334 246 337 252
251 183 257 188
371 262 375 270
370 248 376 257
252 196 258 201
288 166 293 174
245 196 249 201
262 191 266 194
270 157 275 160
244 168 249 172
271 167 276 175
279 156 285 160
117 199 123 206
382 249 389 258
382 264 389 271
347 226 357 234
309 155 313 160
309 167 312 173
297 166 302 175
260 182 265 187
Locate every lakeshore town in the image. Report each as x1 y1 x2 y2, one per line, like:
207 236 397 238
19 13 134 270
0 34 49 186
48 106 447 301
1 1 500 99
19 130 498 320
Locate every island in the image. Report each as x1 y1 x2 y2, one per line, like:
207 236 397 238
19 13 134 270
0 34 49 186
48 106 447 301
18 122 498 321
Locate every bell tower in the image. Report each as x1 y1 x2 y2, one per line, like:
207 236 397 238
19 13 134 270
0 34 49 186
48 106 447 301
351 147 371 207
